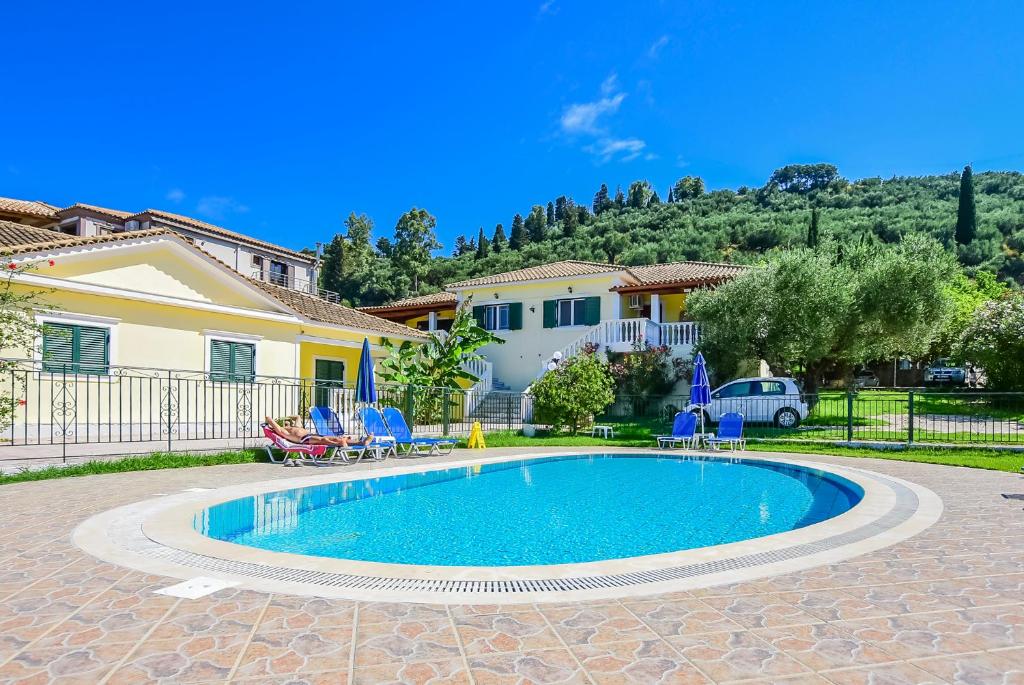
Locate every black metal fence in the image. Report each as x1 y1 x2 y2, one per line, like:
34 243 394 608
599 390 1024 445
2 358 1022 461
0 360 531 461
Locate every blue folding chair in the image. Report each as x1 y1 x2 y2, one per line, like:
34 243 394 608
706 412 746 451
655 411 699 449
382 407 457 456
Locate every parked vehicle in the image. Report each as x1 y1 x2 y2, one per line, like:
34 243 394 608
924 358 966 386
853 369 880 388
686 377 809 428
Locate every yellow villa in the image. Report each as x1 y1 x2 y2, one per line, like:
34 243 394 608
0 220 424 448
362 259 746 393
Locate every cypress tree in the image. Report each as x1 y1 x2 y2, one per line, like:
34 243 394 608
650 190 661 205
453 234 469 256
955 164 977 245
554 196 568 221
546 202 555 226
562 199 578 237
613 185 625 208
491 223 506 253
526 205 546 242
476 227 489 258
509 213 527 250
593 183 610 214
666 186 675 203
807 208 820 248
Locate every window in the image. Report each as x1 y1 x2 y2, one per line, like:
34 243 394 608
252 255 264 269
42 323 109 374
714 382 751 399
485 304 510 331
268 260 288 286
556 298 586 327
209 340 255 381
754 381 786 395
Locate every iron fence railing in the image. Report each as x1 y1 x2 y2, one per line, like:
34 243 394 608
3 357 1022 462
0 359 530 461
599 389 1024 445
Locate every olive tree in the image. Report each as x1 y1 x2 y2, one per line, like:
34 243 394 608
688 235 957 394
956 293 1024 390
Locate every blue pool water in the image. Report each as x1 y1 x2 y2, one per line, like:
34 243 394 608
196 455 863 566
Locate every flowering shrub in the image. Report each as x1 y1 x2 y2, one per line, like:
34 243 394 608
956 293 1024 390
607 341 689 406
531 348 614 434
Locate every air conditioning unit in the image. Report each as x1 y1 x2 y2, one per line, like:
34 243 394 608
629 294 643 309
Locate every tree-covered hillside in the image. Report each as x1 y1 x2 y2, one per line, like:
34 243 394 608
318 165 1024 307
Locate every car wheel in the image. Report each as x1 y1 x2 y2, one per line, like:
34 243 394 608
774 407 801 429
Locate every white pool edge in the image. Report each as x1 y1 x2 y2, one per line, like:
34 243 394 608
73 449 942 604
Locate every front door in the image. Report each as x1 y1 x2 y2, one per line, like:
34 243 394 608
314 359 345 408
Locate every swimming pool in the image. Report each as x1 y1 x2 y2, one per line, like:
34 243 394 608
196 454 863 567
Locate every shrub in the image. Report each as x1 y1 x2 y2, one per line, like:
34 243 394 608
607 341 688 412
956 293 1024 390
530 350 614 434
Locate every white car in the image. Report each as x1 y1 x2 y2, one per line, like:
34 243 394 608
686 377 809 428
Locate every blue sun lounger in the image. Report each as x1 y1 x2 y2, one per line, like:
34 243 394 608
706 412 746 451
309 405 393 462
656 411 699 449
382 407 457 456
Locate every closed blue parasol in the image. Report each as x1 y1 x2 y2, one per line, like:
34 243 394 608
690 352 711 433
355 337 377 404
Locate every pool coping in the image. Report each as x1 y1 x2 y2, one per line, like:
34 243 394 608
73 449 943 604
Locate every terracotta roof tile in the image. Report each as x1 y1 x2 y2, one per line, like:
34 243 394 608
0 197 58 219
611 261 748 290
132 209 314 262
360 291 457 311
250 280 427 339
0 224 174 256
57 203 133 220
447 260 626 289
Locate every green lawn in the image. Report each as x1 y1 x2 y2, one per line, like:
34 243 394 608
0 450 267 486
467 428 1024 473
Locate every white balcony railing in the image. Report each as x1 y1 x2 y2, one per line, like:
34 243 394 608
250 269 341 304
658 321 699 347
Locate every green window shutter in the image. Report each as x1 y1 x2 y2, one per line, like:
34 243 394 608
584 297 602 326
542 300 556 328
472 305 486 328
42 323 74 373
508 302 523 330
209 340 232 380
76 326 109 374
231 342 255 381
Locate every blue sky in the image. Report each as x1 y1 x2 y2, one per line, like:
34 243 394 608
3 1 1022 253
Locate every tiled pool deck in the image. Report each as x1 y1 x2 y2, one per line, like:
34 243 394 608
0 447 1021 684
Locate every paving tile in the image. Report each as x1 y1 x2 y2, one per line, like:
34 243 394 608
148 593 268 640
701 594 823 629
233 671 351 684
0 641 133 683
620 598 742 637
820 662 949 685
542 604 657 646
256 595 356 633
353 618 461 666
358 602 450 626
571 638 711 684
667 630 812 682
834 615 986 660
911 648 1024 685
777 590 893 623
468 647 589 684
353 658 469 684
106 634 247 683
751 622 899 672
454 610 563 655
233 628 353 679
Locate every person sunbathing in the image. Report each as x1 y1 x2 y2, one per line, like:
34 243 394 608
265 416 374 447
